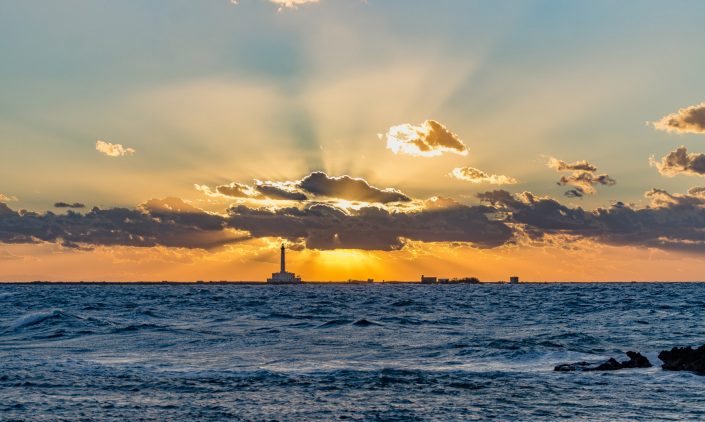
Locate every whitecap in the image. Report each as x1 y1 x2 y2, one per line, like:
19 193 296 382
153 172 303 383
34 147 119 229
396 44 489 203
9 309 63 331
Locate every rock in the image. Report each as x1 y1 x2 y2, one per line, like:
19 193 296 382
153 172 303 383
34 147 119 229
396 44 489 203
592 357 623 371
658 345 705 374
554 351 651 372
621 351 652 369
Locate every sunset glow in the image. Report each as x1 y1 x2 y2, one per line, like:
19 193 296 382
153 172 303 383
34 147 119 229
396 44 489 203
2 1 705 282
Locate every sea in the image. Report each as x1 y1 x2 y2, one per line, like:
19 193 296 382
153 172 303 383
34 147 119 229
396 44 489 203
1 283 705 421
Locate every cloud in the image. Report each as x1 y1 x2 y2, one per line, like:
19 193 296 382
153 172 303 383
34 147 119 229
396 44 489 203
195 182 260 199
216 182 257 198
651 103 705 134
0 194 18 203
650 146 705 177
255 181 308 201
547 157 615 197
227 201 512 251
229 0 320 10
564 188 586 198
54 202 85 209
270 0 320 9
8 186 705 254
0 203 15 216
0 198 245 250
450 167 517 185
196 180 308 201
0 195 511 251
95 140 135 157
547 157 597 172
298 172 411 203
478 188 705 252
558 172 616 196
380 120 468 157
688 186 705 198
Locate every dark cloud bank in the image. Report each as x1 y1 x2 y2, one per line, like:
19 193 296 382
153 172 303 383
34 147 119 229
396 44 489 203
478 188 705 251
0 198 509 251
227 202 509 250
3 185 705 252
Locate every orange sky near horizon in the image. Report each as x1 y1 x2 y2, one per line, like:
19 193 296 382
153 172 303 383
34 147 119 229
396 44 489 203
1 239 703 283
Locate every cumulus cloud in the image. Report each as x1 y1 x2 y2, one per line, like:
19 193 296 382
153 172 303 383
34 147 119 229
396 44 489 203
450 167 517 185
196 180 308 201
0 194 18 202
547 157 597 172
650 146 705 177
548 157 615 197
197 173 409 204
380 120 468 157
195 182 259 199
688 186 705 198
557 172 616 196
298 172 411 203
54 202 85 209
651 103 705 134
95 140 135 157
216 182 258 198
255 181 308 201
478 188 705 252
0 198 246 250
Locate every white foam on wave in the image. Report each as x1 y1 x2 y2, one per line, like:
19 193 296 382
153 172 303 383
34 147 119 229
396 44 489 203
9 309 63 331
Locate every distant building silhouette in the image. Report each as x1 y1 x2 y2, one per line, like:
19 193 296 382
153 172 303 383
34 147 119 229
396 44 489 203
421 275 437 284
421 275 480 284
267 244 302 284
348 279 374 284
509 276 520 284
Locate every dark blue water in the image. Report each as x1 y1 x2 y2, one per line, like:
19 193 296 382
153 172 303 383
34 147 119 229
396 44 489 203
2 283 705 421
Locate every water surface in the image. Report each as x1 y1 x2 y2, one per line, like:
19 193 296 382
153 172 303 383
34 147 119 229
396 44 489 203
1 283 704 420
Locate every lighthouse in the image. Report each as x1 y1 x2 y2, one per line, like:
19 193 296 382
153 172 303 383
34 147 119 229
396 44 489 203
267 244 302 284
280 244 286 273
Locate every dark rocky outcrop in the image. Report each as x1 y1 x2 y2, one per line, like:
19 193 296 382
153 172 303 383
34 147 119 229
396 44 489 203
617 351 652 369
658 345 705 374
554 351 651 372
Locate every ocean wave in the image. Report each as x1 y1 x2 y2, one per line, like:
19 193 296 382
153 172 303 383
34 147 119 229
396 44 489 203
318 319 352 328
9 309 67 331
110 323 168 334
353 319 381 327
2 283 705 421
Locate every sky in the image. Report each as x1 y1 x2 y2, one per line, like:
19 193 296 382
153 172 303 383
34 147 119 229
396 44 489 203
2 0 705 281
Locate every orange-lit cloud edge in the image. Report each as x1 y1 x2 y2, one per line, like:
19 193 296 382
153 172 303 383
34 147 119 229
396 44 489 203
4 105 705 282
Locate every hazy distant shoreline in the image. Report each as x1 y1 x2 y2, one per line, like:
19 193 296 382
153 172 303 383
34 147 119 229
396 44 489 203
0 280 703 285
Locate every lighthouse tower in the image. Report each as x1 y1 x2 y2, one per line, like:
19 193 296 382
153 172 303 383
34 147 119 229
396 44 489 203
267 244 302 284
280 244 286 273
